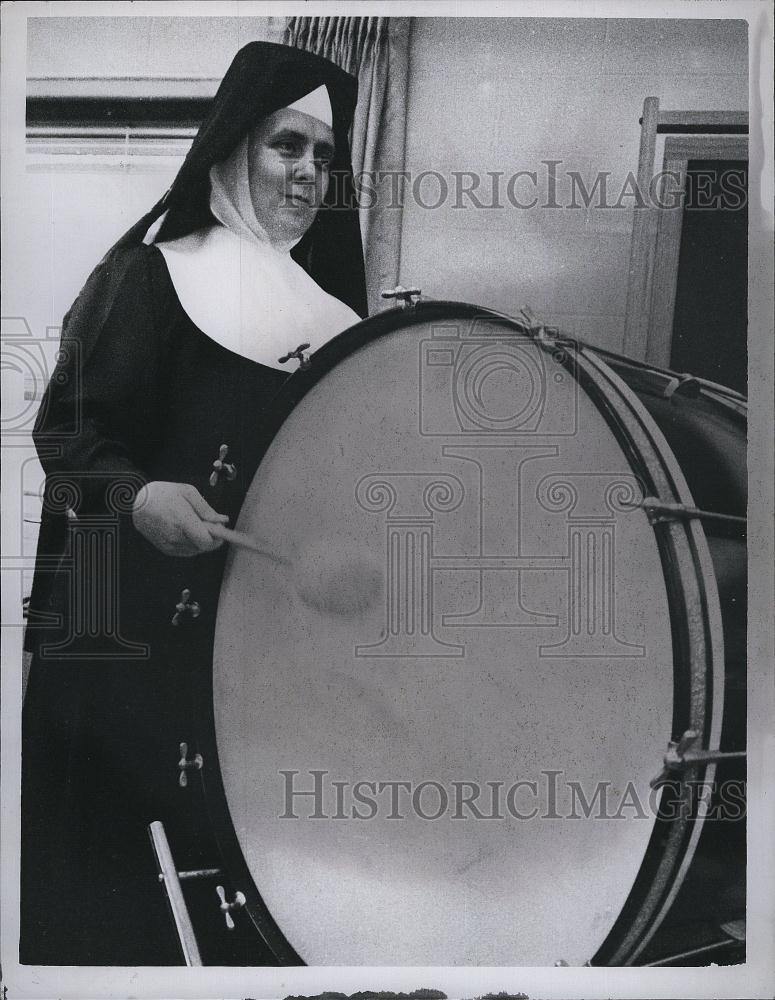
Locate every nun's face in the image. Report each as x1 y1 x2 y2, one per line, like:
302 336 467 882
248 107 336 243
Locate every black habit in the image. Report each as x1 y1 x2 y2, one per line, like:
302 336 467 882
20 41 366 965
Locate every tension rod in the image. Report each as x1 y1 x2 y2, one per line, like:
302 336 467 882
650 729 746 789
637 497 746 529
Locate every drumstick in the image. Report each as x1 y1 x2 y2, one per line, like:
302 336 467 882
207 523 383 617
207 523 288 565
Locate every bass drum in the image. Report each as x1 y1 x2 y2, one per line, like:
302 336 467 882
202 303 745 966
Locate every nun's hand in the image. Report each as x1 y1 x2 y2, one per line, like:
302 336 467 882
132 482 229 556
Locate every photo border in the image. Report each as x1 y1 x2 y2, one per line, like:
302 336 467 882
2 2 772 998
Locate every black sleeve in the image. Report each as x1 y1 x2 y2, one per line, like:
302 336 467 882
32 245 177 516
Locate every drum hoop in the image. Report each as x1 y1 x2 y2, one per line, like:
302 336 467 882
197 302 726 966
580 348 727 965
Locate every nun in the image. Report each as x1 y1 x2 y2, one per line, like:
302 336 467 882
21 41 367 965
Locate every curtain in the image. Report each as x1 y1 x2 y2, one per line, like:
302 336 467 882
284 16 411 315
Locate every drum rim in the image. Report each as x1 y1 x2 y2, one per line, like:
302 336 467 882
197 301 726 966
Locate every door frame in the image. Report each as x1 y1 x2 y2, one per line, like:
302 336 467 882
621 98 748 363
646 135 749 367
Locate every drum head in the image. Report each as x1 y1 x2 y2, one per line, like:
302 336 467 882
213 311 677 965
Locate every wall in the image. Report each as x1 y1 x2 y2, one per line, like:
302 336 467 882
27 15 284 89
10 17 282 361
398 18 748 352
5 16 282 590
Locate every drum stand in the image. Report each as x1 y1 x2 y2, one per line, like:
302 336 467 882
148 820 244 966
150 802 745 967
645 918 745 967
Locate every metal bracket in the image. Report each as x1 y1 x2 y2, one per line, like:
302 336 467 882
381 285 422 308
177 867 223 880
720 918 746 942
178 741 203 788
662 373 701 399
518 305 559 340
650 729 746 789
517 305 577 348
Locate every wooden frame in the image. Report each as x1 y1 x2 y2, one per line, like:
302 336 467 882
622 98 748 363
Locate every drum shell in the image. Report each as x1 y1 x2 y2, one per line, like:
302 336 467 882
600 361 746 966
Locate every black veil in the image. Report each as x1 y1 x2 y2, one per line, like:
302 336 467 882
116 40 367 317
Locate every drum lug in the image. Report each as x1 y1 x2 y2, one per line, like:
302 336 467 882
278 343 312 370
518 304 559 340
650 729 746 788
216 885 246 930
517 305 578 349
178 741 204 787
172 589 201 626
209 444 237 487
380 285 422 308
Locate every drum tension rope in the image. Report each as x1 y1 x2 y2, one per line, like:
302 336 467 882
650 729 745 789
